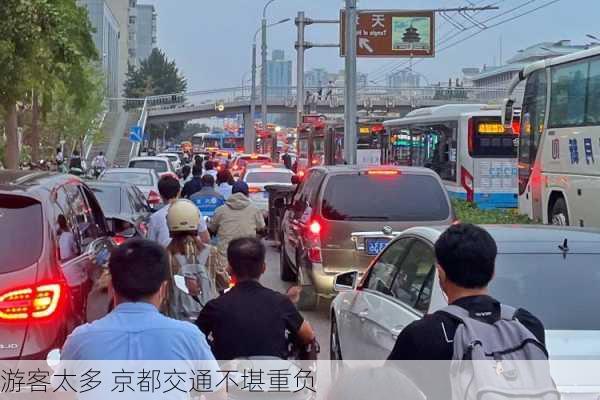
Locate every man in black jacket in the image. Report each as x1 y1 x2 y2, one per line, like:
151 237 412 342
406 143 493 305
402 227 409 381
181 165 203 198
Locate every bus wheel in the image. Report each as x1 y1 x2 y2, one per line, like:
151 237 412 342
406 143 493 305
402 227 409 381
550 197 569 226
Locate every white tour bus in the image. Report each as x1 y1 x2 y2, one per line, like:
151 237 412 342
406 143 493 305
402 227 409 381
384 104 519 209
503 46 600 226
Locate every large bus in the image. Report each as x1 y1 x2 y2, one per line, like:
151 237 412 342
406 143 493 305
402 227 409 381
296 115 344 172
503 46 600 226
191 132 244 154
384 104 519 209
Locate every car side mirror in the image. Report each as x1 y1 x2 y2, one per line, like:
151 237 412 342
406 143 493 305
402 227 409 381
501 98 515 131
334 270 359 292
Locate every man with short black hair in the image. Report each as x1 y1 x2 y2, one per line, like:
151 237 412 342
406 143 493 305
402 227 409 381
182 164 203 198
388 224 545 399
204 160 217 179
61 239 217 360
196 238 315 360
149 175 209 246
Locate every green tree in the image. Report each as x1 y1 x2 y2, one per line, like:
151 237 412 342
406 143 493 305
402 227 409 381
123 48 188 142
0 0 98 167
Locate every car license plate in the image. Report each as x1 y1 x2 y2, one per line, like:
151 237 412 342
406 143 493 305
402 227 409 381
365 238 390 255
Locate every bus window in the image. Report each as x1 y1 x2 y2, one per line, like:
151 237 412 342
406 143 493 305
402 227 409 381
586 58 600 124
469 117 516 158
549 60 588 128
519 70 547 195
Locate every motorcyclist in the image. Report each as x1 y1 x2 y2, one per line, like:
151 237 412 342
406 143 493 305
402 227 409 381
91 151 108 177
195 237 315 360
68 150 83 175
164 199 218 321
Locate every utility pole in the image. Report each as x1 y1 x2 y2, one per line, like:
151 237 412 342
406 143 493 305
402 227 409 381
344 0 357 165
295 12 305 129
247 42 258 153
261 11 269 133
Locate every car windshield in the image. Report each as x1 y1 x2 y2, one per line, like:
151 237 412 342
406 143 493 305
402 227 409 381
101 172 152 186
130 160 167 173
246 171 293 184
0 195 43 273
321 173 450 221
491 253 600 330
90 186 122 214
161 155 178 162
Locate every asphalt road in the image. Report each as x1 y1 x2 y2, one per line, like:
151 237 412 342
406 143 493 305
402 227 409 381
262 240 332 360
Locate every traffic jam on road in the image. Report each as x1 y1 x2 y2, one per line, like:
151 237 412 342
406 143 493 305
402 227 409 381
2 0 600 398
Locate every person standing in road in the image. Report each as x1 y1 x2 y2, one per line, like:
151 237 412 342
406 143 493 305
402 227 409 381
203 160 218 179
281 149 292 170
92 151 108 170
196 237 315 360
388 223 546 400
61 239 218 361
181 165 203 199
148 175 210 247
208 181 265 292
180 165 192 185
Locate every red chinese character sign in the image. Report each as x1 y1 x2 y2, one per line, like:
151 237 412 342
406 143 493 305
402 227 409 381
340 10 435 58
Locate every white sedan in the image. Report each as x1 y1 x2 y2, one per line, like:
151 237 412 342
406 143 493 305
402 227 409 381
157 152 182 171
331 224 600 368
242 165 294 216
128 156 176 178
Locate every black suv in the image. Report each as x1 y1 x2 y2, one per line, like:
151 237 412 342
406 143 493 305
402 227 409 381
0 171 114 359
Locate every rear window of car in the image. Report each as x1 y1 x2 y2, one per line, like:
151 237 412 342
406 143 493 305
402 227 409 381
0 195 44 273
245 171 293 184
101 172 152 186
321 173 450 221
129 160 167 173
492 253 600 330
90 186 121 215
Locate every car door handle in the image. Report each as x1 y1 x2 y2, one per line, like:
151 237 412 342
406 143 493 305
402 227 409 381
358 310 369 320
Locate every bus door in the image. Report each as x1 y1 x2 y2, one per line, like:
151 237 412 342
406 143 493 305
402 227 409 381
466 117 518 209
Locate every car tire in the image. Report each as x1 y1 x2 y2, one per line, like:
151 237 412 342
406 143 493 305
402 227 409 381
280 246 297 282
296 257 318 311
330 315 343 361
551 197 570 226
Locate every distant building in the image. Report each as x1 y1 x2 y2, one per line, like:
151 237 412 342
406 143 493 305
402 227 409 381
266 50 292 97
77 0 120 98
304 68 331 89
469 40 589 89
386 69 420 88
461 67 480 87
105 0 138 95
136 4 157 62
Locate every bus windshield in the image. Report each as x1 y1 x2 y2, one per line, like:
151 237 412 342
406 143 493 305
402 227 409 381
470 116 517 158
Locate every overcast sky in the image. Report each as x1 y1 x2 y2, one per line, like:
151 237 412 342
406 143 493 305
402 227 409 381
141 0 599 89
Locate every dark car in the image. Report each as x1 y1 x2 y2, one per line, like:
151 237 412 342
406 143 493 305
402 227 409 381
87 181 152 244
0 171 115 359
279 165 454 310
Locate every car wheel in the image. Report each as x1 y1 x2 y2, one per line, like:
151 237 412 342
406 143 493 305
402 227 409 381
280 246 297 282
551 198 569 226
330 315 343 361
296 255 318 311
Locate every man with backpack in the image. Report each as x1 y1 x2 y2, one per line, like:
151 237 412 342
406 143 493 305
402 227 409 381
388 223 550 400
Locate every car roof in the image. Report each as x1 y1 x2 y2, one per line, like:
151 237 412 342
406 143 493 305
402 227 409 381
157 153 178 157
103 168 154 174
129 156 169 162
0 170 80 195
87 181 131 190
310 164 439 176
400 225 600 254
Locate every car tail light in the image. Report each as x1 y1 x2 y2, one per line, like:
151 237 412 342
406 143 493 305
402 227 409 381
297 170 305 178
304 219 322 263
148 190 161 205
366 169 400 176
249 187 262 194
113 235 127 246
0 283 63 321
468 117 475 154
512 119 521 136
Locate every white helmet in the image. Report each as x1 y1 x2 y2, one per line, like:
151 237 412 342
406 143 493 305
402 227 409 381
167 199 200 233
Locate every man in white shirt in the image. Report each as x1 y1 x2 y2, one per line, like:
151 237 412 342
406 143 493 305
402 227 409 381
148 175 210 247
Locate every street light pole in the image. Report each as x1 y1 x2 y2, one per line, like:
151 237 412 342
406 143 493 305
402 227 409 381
344 0 358 165
261 0 275 158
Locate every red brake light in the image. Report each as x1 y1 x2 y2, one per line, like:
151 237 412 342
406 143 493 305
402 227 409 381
512 119 521 136
250 154 259 159
148 190 161 205
371 124 385 133
468 117 475 154
366 169 400 176
0 283 63 321
309 220 321 235
113 235 127 246
297 170 305 178
249 187 262 194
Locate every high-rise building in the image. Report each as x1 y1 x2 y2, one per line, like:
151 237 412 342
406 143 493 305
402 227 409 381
136 4 157 62
266 49 292 97
304 68 330 89
105 0 138 95
77 0 120 98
